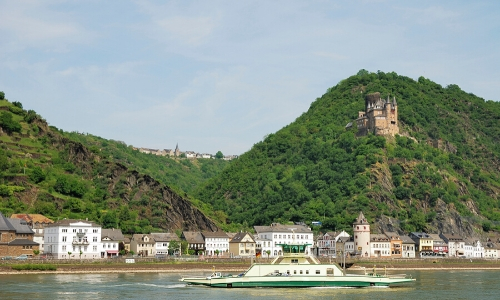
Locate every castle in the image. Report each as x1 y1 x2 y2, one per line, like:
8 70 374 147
355 92 399 136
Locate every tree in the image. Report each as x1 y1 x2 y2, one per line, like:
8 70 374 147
168 241 180 255
0 91 4 100
266 250 271 261
215 151 223 159
0 112 22 134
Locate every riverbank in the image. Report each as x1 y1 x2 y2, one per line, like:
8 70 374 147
1 259 500 275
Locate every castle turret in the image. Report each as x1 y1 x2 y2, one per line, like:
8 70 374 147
353 212 371 257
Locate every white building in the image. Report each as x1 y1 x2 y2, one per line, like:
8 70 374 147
101 228 124 258
400 235 416 258
370 234 391 258
254 223 314 257
440 234 465 257
464 244 474 258
202 231 229 256
151 233 180 256
316 231 350 257
44 219 102 259
473 240 485 258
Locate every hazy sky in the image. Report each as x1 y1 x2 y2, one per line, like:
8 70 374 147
1 1 498 155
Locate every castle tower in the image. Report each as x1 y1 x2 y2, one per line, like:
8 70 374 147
353 211 371 257
355 92 399 136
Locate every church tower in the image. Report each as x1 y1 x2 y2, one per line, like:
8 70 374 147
353 211 371 257
174 143 180 157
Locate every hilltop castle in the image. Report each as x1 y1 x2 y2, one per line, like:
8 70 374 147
355 92 399 136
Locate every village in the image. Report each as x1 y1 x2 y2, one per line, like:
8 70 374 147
1 211 498 261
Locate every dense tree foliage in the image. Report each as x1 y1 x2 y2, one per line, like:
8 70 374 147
0 98 230 234
196 71 500 233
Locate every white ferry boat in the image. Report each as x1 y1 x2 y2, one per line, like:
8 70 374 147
180 243 415 288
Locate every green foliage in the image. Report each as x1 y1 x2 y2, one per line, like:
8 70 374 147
196 70 500 233
0 91 4 100
215 151 223 159
11 264 57 271
0 111 22 133
12 101 23 109
29 166 46 183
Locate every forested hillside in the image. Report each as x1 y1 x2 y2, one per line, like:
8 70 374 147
196 70 500 236
0 96 230 233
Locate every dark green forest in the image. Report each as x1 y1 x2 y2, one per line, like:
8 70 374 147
195 70 500 234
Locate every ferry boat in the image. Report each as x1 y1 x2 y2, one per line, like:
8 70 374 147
180 243 415 288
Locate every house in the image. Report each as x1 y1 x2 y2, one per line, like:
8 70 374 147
464 242 474 258
0 212 39 258
384 231 402 258
440 234 465 257
229 232 256 257
254 234 272 259
151 233 180 256
101 228 124 258
472 240 485 258
254 223 314 257
400 235 416 258
184 151 196 159
130 234 155 257
428 234 448 257
202 231 229 257
370 234 391 258
44 219 101 259
484 242 499 259
410 232 433 257
10 213 52 254
316 231 350 257
181 231 205 255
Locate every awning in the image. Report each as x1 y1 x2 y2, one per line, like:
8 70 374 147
106 250 119 254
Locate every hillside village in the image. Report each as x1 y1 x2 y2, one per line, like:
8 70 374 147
2 211 499 261
133 143 239 161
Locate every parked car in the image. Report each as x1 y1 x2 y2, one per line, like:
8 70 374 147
1 256 13 260
15 255 29 260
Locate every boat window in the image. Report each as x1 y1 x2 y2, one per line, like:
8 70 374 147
300 270 303 274
326 268 334 275
294 270 297 274
306 270 309 274
291 259 298 263
316 270 320 274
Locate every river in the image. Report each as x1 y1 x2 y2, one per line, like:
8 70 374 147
0 270 498 299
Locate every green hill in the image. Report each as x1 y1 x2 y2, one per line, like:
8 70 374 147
195 70 500 235
0 97 230 233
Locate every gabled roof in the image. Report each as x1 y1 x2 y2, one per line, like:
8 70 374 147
370 234 390 242
151 233 180 242
10 214 53 224
384 231 401 240
101 228 125 241
230 232 255 243
8 218 34 234
8 239 39 246
0 212 16 231
400 235 416 244
440 233 464 243
131 234 155 244
181 231 205 243
201 231 229 239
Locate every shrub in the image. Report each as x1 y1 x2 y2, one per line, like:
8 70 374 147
11 264 57 271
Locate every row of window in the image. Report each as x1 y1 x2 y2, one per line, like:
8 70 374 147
272 234 310 239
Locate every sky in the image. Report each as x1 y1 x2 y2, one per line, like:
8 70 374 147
1 1 499 155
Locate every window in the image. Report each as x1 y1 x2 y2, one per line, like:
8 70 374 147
62 245 66 251
294 270 297 274
326 268 334 275
93 237 97 242
73 229 76 233
316 270 320 274
62 229 67 233
300 270 303 274
306 270 309 274
62 236 67 242
93 246 97 251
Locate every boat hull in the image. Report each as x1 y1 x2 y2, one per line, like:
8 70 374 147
181 275 415 288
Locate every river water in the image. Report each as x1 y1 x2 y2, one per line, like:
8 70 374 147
0 270 498 299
